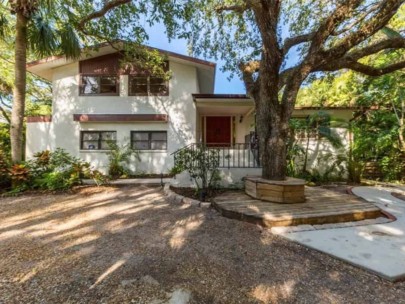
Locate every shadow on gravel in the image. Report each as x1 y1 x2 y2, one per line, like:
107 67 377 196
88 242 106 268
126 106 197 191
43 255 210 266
0 185 404 303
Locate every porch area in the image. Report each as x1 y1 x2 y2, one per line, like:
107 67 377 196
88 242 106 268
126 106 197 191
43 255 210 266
194 94 256 148
212 187 383 227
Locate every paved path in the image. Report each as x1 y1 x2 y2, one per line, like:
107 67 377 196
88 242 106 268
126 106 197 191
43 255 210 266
83 178 172 185
278 186 405 282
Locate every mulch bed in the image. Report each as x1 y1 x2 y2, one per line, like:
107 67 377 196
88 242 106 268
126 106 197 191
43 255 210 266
170 186 228 202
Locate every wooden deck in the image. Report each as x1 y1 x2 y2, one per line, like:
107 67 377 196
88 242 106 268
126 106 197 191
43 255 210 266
212 187 383 227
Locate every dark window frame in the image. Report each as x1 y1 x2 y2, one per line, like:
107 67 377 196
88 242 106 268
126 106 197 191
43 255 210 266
79 74 120 96
80 131 117 150
131 131 168 150
128 75 169 97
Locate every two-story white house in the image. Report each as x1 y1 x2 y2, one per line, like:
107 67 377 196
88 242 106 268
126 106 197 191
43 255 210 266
26 43 355 182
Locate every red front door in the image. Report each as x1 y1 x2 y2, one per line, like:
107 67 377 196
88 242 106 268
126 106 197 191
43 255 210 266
205 116 231 147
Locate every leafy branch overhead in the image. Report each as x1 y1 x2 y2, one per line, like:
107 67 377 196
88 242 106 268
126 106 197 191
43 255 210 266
190 0 405 96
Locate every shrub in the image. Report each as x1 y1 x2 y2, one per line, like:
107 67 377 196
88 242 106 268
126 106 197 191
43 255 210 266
106 142 139 179
0 151 10 190
2 148 108 193
9 164 30 189
172 146 221 201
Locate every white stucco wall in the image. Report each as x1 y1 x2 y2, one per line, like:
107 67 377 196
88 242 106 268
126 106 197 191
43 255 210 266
294 127 349 177
26 121 54 157
234 113 255 143
26 60 200 174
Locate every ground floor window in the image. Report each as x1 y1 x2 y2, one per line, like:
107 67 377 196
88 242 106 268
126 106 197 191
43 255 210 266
131 131 167 150
80 131 117 150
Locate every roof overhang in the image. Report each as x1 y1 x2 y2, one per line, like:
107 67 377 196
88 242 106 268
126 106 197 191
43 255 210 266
193 94 254 116
192 94 362 117
27 42 216 94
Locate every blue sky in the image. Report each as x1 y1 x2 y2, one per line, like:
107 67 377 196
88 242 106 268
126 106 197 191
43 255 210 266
144 23 301 94
145 25 246 94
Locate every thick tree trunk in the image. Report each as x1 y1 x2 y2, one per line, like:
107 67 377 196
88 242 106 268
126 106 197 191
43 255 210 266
10 11 28 163
260 122 288 180
256 71 306 180
256 78 290 181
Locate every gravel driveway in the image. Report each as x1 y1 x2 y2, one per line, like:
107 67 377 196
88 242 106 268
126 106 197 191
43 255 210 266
0 185 404 304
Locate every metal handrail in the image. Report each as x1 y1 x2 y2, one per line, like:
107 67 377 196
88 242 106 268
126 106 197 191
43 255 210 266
172 143 261 168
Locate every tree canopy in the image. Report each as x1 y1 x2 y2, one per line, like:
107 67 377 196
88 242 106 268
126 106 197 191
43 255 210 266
181 0 405 180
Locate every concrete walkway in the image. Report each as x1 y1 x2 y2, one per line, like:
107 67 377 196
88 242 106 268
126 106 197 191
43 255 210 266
277 186 405 282
83 178 172 185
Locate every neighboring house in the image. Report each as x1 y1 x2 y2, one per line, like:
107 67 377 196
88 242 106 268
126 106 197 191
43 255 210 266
26 44 356 183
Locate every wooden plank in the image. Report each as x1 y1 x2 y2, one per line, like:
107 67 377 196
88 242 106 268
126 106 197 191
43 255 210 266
215 200 375 210
212 189 382 228
215 206 380 228
220 206 380 217
257 183 304 192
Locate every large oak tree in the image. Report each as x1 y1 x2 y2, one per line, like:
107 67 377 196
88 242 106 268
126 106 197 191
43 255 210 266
185 0 405 180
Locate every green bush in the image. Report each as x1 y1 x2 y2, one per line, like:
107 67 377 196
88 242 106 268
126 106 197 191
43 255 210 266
2 148 108 193
0 150 10 190
172 146 221 200
106 141 139 179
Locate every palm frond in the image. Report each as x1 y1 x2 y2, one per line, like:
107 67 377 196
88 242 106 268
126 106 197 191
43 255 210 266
318 126 343 149
58 25 81 59
28 16 58 57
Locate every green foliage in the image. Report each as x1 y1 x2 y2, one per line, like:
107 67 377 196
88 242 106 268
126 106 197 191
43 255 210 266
106 141 140 179
287 111 346 182
1 148 108 193
0 150 10 189
173 146 221 200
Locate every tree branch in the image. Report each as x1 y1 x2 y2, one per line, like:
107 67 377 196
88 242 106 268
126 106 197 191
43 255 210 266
331 2 380 36
307 0 364 56
325 0 404 59
239 61 260 98
77 0 131 31
283 32 315 54
347 37 405 60
216 0 259 13
319 59 405 76
348 60 405 76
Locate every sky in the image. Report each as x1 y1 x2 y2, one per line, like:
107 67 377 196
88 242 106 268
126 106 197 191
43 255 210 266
142 18 303 95
144 25 246 94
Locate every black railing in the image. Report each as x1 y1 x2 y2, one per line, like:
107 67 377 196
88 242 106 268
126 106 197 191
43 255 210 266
172 143 261 169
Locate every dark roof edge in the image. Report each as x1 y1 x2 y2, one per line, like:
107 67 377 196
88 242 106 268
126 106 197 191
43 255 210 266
27 41 216 68
193 94 369 110
192 94 250 100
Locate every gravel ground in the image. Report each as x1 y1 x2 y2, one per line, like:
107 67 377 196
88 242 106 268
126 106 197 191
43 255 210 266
0 185 404 304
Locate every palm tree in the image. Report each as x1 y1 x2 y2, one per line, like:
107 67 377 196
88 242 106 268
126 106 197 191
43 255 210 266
288 111 344 177
4 0 81 163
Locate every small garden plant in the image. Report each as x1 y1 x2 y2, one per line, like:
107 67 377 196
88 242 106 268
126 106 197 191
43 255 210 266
106 141 140 179
172 145 221 201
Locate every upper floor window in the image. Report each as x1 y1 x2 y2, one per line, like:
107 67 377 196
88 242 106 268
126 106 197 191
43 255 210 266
80 75 119 96
80 131 117 150
129 76 168 96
